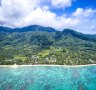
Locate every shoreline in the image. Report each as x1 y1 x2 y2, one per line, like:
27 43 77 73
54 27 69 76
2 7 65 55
0 64 96 68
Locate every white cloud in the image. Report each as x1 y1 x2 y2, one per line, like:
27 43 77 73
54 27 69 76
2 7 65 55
0 0 96 34
0 0 41 27
51 0 73 8
71 8 96 34
72 8 96 18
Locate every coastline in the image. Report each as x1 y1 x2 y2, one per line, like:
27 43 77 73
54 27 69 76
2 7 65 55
0 64 96 68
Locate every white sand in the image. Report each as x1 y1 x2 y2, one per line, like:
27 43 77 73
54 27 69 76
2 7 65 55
0 64 96 68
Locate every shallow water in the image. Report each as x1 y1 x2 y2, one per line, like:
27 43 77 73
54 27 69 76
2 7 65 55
0 66 96 90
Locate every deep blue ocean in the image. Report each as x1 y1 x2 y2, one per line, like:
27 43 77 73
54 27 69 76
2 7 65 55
0 66 96 90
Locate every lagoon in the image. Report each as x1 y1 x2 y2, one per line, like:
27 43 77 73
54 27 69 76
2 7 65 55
0 65 96 90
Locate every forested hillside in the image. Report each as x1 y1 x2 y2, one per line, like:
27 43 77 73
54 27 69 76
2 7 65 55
0 25 96 65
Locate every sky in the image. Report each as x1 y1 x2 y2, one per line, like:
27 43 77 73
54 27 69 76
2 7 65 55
0 0 96 34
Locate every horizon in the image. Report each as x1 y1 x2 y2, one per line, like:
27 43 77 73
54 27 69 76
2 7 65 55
0 0 96 34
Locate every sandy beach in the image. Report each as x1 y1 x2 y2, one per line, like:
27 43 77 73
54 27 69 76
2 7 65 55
0 64 96 68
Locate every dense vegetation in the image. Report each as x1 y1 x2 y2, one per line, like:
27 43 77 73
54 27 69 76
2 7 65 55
0 25 96 65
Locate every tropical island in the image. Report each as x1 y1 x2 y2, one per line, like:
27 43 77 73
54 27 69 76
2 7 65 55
0 25 96 65
0 0 96 90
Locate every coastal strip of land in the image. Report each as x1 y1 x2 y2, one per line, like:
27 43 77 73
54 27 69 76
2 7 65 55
0 64 96 68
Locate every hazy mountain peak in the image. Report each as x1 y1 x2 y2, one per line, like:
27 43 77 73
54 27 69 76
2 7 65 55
0 25 56 33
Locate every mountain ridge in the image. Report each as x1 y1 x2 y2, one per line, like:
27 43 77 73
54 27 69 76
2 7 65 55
0 25 56 33
0 25 96 35
0 25 96 42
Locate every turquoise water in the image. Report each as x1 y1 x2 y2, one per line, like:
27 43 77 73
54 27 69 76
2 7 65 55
0 66 96 90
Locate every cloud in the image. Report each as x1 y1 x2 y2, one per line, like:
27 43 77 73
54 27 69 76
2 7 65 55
0 0 96 34
0 0 41 27
71 8 96 34
51 0 73 8
72 8 96 18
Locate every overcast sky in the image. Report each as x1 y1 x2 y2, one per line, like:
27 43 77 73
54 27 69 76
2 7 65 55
0 0 96 34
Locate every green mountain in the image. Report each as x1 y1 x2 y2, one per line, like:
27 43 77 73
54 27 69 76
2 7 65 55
0 25 56 33
0 25 96 65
